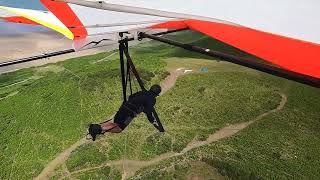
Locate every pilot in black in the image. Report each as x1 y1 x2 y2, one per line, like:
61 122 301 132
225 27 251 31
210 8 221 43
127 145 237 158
88 84 162 141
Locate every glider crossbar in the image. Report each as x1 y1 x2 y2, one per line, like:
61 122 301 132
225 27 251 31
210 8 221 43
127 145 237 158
139 32 320 88
118 28 188 44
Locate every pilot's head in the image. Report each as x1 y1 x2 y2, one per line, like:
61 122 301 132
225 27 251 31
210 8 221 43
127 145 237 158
149 84 162 96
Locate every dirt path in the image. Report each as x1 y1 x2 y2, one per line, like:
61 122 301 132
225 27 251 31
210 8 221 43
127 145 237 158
35 67 288 180
65 92 287 180
181 93 287 153
35 138 91 180
34 68 186 179
160 68 190 94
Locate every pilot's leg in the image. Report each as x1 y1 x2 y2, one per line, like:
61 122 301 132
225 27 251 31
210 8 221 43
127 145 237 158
88 122 123 141
101 122 123 133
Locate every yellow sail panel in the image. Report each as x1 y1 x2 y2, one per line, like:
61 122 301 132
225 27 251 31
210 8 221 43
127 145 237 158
0 6 74 39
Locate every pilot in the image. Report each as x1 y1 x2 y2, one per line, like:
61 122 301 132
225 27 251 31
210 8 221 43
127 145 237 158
88 84 162 141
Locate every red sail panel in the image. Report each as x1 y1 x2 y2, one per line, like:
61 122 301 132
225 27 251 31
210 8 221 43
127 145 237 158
151 20 320 78
40 0 87 39
1 16 39 25
150 20 188 29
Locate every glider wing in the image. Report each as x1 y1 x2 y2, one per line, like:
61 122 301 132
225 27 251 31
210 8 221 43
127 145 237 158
52 0 320 79
2 0 320 79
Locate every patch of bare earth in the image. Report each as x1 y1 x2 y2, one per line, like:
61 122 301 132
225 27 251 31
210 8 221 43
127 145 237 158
35 138 91 180
160 68 191 94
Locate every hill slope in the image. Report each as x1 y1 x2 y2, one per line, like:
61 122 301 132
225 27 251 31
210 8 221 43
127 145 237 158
0 31 319 179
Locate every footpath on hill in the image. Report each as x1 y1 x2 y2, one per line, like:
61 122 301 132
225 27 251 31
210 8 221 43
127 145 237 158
35 64 288 180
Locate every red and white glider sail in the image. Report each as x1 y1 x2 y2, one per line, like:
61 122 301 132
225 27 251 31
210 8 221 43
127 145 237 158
53 0 320 78
1 0 320 78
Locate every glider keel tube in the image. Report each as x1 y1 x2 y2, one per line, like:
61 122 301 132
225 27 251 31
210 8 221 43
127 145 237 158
140 33 320 88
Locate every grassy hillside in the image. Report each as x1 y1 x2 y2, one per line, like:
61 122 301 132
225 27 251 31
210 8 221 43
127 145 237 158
0 46 169 178
0 31 319 179
132 79 320 180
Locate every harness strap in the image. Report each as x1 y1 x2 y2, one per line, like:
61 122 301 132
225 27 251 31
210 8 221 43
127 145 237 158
128 60 133 96
99 118 113 124
119 43 127 102
122 42 146 91
125 56 133 96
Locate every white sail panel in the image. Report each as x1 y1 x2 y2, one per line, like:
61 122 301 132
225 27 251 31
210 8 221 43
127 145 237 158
62 0 320 44
67 3 171 36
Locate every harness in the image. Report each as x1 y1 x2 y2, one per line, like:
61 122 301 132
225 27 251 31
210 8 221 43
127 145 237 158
118 39 164 132
98 37 165 132
122 103 139 117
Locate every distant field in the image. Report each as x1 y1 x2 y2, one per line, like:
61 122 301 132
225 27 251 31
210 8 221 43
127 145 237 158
0 31 319 179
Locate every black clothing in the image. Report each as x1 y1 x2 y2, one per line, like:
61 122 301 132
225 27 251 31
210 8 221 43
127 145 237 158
114 91 157 130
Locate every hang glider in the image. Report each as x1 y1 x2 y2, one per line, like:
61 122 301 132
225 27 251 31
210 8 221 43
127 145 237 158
1 0 320 86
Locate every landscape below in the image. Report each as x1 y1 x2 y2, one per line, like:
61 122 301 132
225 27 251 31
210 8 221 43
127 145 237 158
0 31 319 179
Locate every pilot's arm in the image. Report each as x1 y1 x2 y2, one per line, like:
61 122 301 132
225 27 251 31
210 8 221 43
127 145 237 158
144 95 165 132
145 104 156 124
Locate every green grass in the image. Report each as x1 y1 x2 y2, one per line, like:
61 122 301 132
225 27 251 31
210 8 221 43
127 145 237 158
73 166 122 180
0 30 319 179
0 42 167 178
131 159 228 180
193 84 320 179
132 71 320 180
64 63 280 176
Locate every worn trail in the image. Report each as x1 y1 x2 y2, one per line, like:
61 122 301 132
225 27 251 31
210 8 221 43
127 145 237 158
36 67 287 180
35 138 90 180
35 68 186 179
68 92 287 179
